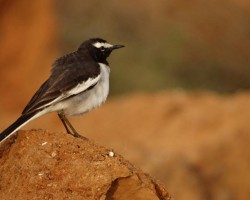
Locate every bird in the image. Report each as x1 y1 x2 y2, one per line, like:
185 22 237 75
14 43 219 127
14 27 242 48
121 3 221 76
0 38 124 142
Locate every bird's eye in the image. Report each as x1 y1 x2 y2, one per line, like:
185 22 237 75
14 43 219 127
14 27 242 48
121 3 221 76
100 46 105 51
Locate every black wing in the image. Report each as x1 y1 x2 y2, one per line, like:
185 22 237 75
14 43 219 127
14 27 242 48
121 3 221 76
22 53 100 114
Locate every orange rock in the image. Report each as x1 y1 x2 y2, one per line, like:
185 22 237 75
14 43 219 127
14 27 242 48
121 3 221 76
0 130 170 199
0 0 58 112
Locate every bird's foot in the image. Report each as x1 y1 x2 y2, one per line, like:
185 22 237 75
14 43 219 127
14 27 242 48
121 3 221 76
66 130 88 140
74 132 88 140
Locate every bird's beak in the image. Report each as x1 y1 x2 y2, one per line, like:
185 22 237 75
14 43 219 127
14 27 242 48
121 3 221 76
111 44 125 50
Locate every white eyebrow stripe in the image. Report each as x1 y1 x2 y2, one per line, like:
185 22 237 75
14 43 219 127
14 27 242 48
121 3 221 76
93 42 113 48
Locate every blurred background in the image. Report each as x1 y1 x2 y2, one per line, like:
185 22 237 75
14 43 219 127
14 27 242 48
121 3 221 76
0 0 250 199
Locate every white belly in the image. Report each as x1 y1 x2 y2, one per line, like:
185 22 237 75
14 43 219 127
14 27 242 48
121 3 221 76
50 63 110 116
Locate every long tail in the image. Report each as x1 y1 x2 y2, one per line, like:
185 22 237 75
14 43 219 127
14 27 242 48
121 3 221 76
0 112 38 142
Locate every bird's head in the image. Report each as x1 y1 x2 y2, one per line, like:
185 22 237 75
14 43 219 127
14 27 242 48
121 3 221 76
78 38 124 63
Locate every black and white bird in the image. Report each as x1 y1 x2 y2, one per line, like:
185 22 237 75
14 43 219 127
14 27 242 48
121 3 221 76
0 38 124 142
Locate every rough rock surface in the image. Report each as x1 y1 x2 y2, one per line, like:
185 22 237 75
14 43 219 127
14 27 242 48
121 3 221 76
0 130 170 200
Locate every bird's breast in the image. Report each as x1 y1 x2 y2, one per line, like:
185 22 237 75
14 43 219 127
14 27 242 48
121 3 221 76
62 63 110 116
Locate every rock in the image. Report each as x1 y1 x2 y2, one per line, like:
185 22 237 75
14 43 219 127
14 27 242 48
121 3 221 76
0 130 170 200
0 0 57 112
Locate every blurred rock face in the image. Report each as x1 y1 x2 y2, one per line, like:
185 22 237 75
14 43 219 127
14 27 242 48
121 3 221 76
79 92 250 200
0 0 57 112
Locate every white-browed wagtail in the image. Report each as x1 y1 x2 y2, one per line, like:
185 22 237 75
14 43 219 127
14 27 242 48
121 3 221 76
0 38 124 142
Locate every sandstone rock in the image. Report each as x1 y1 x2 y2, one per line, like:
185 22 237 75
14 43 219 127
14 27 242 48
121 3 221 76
0 130 170 200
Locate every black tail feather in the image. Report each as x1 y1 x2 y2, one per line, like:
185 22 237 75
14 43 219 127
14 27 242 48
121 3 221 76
0 113 36 142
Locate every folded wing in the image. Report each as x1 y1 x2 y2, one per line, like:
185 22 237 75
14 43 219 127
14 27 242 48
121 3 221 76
22 59 100 114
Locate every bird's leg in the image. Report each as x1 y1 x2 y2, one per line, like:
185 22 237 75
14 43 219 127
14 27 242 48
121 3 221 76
58 113 72 135
57 112 87 140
